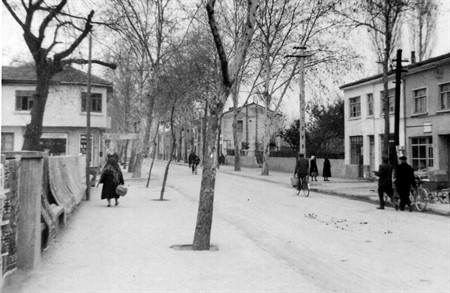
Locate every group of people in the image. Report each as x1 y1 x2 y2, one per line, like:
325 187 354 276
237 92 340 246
294 154 332 184
374 155 417 211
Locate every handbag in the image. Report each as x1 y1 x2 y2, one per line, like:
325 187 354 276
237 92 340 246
290 177 299 188
116 185 128 196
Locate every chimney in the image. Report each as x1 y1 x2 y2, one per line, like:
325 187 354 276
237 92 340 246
411 51 416 64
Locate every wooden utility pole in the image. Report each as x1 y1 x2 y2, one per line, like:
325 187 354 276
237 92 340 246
85 33 92 201
287 46 308 155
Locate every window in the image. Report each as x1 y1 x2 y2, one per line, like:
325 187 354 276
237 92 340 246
367 93 373 116
350 136 363 164
413 88 427 114
380 89 394 114
1 133 14 152
349 97 361 118
411 137 433 171
80 134 93 155
81 92 102 113
237 120 244 133
15 90 35 111
440 83 450 110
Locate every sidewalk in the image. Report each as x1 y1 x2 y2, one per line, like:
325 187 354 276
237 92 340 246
214 164 450 217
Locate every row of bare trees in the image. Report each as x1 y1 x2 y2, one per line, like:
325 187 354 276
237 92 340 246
4 0 438 250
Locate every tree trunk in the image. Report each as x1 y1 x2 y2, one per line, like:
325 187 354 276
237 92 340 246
22 66 53 151
192 107 221 250
261 110 271 175
232 111 241 171
160 107 176 200
382 29 391 157
146 121 160 188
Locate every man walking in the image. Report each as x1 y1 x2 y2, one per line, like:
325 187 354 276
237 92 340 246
394 156 417 211
373 156 395 210
189 152 201 175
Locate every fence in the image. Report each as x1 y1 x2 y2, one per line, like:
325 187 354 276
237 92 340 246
0 152 87 289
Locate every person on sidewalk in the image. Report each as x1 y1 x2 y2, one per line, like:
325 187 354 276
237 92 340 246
309 156 318 181
98 157 124 207
189 152 201 175
373 156 396 210
294 153 309 191
323 157 331 181
394 156 416 211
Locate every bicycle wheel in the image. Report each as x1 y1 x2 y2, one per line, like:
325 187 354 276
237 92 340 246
302 181 310 197
414 187 429 212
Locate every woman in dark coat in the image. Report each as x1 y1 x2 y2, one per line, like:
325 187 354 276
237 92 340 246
309 156 318 181
98 157 124 207
323 158 331 181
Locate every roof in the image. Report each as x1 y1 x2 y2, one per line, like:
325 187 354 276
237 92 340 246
1 65 113 89
340 52 450 90
222 102 281 116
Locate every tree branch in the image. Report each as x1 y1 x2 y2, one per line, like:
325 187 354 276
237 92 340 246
54 10 94 61
61 58 117 69
206 0 231 87
38 0 67 42
2 0 26 29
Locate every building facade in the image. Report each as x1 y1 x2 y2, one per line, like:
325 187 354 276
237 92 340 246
1 66 113 166
221 102 282 157
341 53 450 182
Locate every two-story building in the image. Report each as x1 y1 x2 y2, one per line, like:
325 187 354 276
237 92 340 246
221 102 282 157
341 53 450 182
1 65 113 166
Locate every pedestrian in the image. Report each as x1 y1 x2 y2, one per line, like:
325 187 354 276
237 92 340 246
294 153 309 191
189 151 201 174
323 157 331 181
373 156 395 210
219 153 226 165
309 156 318 181
97 157 124 207
394 156 416 211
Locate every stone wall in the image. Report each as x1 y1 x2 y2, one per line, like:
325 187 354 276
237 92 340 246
225 156 347 178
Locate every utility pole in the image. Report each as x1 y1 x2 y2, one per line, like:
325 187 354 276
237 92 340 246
287 46 308 155
85 33 92 201
392 49 408 172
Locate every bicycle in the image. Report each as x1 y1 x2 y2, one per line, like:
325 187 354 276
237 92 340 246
409 177 429 212
296 176 310 197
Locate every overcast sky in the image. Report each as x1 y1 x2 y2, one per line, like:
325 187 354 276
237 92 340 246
1 1 449 123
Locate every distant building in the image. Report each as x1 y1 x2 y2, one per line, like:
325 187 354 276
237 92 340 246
220 102 283 157
341 52 450 182
1 65 113 166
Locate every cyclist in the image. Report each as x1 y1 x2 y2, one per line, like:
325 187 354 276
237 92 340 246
294 153 309 192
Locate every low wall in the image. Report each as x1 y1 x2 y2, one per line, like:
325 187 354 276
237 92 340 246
0 153 87 289
225 156 347 178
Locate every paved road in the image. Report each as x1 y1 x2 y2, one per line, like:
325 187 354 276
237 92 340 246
3 160 449 292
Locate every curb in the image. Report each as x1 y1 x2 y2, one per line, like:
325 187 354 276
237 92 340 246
220 169 450 217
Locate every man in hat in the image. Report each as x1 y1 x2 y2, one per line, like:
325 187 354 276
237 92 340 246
394 156 416 211
373 155 395 210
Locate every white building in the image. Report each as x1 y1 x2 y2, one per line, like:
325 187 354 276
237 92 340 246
341 52 450 183
1 65 113 166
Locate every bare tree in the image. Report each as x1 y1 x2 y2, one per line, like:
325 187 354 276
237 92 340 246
191 0 260 251
2 0 116 151
338 0 411 157
107 0 180 178
408 0 437 61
